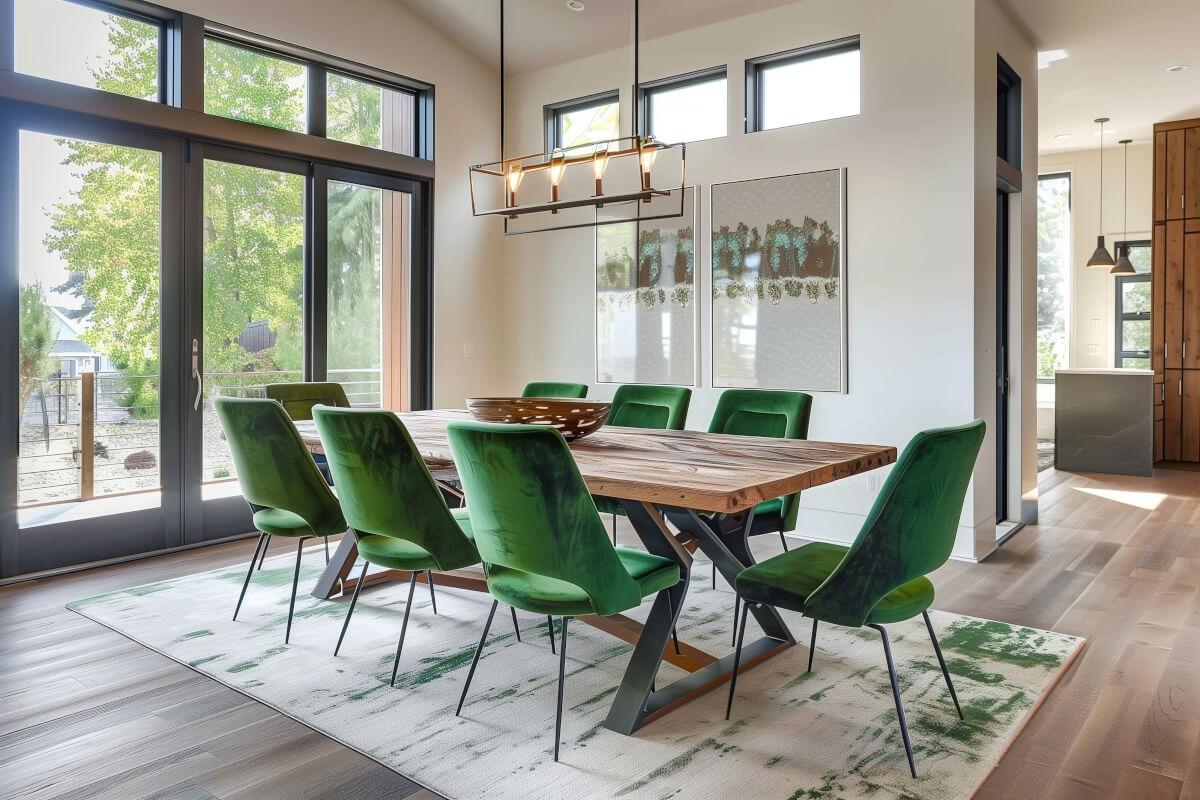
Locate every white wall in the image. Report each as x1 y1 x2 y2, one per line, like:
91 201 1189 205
166 0 505 408
499 0 1036 560
1039 143 1154 371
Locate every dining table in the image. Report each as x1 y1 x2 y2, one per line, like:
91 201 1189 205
296 409 897 736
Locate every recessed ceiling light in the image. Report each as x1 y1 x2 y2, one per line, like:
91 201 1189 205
1167 64 1190 73
565 0 586 10
1054 133 1071 139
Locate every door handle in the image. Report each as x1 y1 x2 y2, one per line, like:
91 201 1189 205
191 338 203 411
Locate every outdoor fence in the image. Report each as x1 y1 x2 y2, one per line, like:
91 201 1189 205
18 368 381 508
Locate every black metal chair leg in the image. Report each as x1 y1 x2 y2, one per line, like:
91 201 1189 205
547 615 556 655
807 618 818 673
712 561 716 590
923 611 964 719
324 536 330 563
334 561 369 656
389 572 419 686
870 623 917 778
510 606 522 642
732 594 741 646
233 533 268 620
426 570 438 615
554 616 569 762
612 514 618 546
725 600 753 720
665 592 681 656
256 533 271 570
456 599 499 715
779 530 790 552
285 538 306 644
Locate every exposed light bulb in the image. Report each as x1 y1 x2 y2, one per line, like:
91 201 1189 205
547 150 566 212
506 162 524 218
592 146 610 197
639 140 659 197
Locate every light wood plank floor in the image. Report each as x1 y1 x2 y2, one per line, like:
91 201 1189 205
2 466 1198 799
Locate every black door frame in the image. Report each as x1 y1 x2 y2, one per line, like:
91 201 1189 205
0 100 187 576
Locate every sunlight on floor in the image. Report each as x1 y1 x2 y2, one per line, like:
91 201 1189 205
1074 486 1167 511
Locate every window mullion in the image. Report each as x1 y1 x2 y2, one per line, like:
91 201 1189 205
307 63 326 139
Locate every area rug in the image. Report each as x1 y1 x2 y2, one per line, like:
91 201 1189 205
69 548 1084 800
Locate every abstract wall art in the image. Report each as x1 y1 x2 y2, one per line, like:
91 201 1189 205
710 169 846 392
595 187 696 385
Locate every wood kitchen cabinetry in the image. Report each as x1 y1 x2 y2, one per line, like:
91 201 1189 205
1153 117 1200 462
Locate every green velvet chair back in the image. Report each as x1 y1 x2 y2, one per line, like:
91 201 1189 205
803 420 986 628
446 421 641 616
521 381 589 399
214 397 346 537
708 389 813 528
608 384 692 430
265 382 350 421
312 407 478 571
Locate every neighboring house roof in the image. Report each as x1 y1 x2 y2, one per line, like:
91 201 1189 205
51 339 94 357
49 307 96 357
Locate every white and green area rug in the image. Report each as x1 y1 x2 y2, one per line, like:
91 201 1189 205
70 549 1083 800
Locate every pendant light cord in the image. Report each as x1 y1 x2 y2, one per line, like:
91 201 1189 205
499 0 505 163
1098 119 1104 231
632 0 639 138
1123 140 1128 237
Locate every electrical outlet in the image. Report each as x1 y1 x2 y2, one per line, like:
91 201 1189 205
463 343 474 358
867 474 879 493
1087 344 1101 356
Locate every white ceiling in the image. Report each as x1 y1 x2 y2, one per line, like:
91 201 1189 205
397 0 799 74
1000 0 1200 154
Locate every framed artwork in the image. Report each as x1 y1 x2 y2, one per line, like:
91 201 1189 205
595 187 696 385
710 169 846 392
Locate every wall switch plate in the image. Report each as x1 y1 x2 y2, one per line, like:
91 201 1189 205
463 343 474 358
1090 318 1102 330
867 474 879 493
1088 344 1101 355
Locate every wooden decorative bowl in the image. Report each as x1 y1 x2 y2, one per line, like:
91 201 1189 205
465 397 611 442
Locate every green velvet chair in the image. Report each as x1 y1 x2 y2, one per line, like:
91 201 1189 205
521 381 589 399
595 384 692 543
261 382 351 563
313 407 527 683
705 389 812 643
725 420 986 778
215 397 349 644
446 421 682 762
264 381 351 420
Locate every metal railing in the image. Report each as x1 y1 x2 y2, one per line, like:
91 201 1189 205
18 368 382 507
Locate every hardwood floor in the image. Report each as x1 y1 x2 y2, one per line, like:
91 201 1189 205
2 466 1199 799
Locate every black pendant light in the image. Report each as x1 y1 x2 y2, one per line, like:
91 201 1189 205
1086 117 1116 268
1110 138 1136 276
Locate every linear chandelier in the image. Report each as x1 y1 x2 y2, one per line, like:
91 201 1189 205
468 0 686 235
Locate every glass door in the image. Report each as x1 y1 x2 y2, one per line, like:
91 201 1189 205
1 109 184 576
183 146 309 542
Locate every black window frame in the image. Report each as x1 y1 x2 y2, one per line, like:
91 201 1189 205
745 34 860 134
544 89 619 151
1114 239 1152 369
637 65 726 143
997 55 1021 170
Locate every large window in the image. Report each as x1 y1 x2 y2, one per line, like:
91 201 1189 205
747 37 860 133
1 0 435 576
641 69 726 144
1037 173 1071 378
546 92 620 150
1115 240 1151 370
14 0 162 101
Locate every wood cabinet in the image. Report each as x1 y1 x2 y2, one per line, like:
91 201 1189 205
1153 118 1200 462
